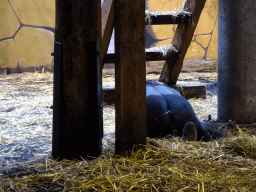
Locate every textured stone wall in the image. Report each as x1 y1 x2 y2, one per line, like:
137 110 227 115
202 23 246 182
0 0 217 73
0 0 55 73
146 0 218 59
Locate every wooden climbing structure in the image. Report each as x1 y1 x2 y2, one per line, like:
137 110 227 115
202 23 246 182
101 0 207 156
52 0 207 160
102 0 207 85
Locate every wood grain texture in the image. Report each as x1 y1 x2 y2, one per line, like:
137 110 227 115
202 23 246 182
160 0 207 85
115 0 147 156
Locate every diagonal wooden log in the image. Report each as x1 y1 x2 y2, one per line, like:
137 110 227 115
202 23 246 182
101 0 115 69
159 0 207 85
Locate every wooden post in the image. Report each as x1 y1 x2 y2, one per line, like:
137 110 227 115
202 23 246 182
52 0 103 161
218 0 256 123
115 0 147 156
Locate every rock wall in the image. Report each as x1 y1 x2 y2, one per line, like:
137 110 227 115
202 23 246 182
0 0 217 73
0 0 55 73
146 0 218 59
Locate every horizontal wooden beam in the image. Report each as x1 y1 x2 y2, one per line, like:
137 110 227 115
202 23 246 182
145 13 192 25
103 50 179 63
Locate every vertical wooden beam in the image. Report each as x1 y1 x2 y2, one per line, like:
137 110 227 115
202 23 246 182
159 0 207 85
101 0 115 69
52 0 103 161
115 0 147 156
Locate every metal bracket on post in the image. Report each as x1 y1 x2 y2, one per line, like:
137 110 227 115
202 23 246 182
52 41 62 159
95 38 103 139
90 38 103 140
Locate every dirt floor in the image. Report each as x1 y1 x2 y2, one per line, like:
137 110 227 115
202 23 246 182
2 59 256 191
0 58 218 167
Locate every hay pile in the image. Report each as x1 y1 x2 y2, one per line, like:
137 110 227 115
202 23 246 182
1 127 256 191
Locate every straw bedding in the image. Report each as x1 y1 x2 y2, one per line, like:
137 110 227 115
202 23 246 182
1 69 256 191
